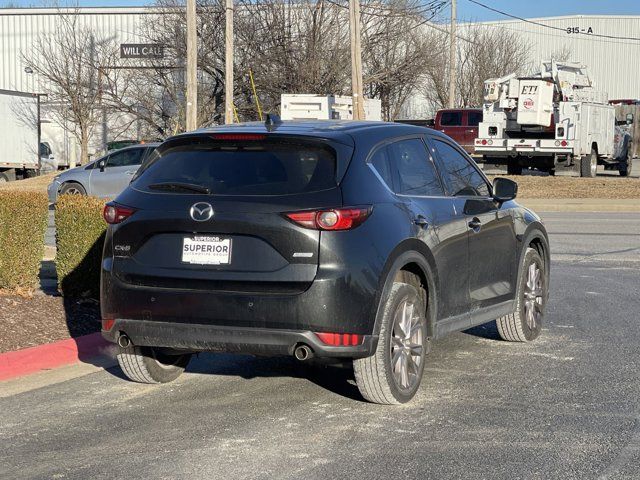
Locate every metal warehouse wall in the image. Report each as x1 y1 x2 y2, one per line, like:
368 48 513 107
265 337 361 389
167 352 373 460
2 9 640 110
462 15 640 100
0 7 151 93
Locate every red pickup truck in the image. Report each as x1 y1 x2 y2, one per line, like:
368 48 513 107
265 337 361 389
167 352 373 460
433 108 482 155
396 108 482 155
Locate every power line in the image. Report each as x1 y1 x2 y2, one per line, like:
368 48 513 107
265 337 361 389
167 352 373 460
467 0 640 42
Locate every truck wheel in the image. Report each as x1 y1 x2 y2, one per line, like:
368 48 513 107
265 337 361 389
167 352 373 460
619 148 633 177
59 182 86 195
117 345 192 384
580 149 598 178
353 282 427 404
507 163 523 175
496 248 547 342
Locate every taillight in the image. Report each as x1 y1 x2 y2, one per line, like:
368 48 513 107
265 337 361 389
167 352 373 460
102 318 115 331
103 204 135 224
284 207 371 231
315 332 362 346
210 133 266 141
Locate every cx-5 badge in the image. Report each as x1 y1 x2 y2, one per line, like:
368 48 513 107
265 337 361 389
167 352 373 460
190 202 214 222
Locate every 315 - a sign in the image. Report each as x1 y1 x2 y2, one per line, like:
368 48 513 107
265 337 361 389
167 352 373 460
120 44 165 59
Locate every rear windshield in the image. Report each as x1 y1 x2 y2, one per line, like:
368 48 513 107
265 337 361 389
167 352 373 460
133 139 337 196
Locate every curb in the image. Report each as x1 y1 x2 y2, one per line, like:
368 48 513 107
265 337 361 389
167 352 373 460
0 333 114 382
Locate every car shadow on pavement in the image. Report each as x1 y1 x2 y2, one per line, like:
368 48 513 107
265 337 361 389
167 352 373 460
463 320 501 340
183 353 365 401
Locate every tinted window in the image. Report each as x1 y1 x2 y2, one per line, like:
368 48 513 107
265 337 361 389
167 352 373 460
370 147 394 189
467 111 483 127
431 140 490 197
107 148 144 168
440 111 463 126
134 140 336 196
385 139 444 196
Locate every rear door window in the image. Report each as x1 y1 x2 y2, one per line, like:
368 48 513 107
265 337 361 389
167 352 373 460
467 111 483 127
369 138 444 196
134 139 336 196
440 111 463 126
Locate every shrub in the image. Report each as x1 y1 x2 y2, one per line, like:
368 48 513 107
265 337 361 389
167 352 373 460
0 191 49 292
55 195 106 298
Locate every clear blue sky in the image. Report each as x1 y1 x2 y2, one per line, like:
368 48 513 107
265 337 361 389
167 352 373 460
4 0 640 22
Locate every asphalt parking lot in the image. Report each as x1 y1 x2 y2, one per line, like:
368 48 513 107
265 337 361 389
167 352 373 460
2 212 640 480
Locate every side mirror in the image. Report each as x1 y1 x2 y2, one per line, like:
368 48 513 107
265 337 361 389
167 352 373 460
493 177 518 202
626 113 634 125
98 160 106 172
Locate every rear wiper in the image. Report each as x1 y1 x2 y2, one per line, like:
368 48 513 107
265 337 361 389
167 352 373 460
148 182 211 194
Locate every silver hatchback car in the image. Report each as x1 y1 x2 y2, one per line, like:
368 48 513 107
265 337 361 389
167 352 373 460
48 144 158 203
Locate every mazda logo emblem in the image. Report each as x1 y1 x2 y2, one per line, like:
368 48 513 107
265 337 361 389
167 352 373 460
190 202 214 222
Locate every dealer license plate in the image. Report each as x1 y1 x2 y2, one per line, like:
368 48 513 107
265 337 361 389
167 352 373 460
182 236 232 265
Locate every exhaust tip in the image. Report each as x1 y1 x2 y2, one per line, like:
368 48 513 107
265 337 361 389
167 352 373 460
117 334 131 348
294 344 313 361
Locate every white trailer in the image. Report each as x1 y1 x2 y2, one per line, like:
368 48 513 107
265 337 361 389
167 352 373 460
475 61 632 177
280 94 382 121
0 89 62 182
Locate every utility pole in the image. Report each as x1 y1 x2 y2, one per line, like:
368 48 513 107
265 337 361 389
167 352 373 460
225 0 234 124
349 0 365 120
186 0 198 131
448 0 457 108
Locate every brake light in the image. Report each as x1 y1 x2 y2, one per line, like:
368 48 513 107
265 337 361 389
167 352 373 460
315 332 362 346
210 133 266 141
102 319 115 331
284 207 371 231
103 204 135 224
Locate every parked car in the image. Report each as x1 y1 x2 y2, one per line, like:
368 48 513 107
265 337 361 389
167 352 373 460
432 108 483 155
47 143 158 203
100 120 550 404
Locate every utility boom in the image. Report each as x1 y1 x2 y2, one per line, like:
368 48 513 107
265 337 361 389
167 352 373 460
475 61 632 177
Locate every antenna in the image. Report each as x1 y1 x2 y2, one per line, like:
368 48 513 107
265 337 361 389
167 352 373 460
265 113 282 132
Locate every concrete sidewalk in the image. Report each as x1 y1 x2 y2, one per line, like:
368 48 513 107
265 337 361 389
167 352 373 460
520 198 640 212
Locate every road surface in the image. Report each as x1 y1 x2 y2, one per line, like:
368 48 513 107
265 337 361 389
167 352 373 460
2 212 640 480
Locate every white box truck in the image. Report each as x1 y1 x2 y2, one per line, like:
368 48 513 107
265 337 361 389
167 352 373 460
0 89 56 182
281 94 382 121
475 61 632 177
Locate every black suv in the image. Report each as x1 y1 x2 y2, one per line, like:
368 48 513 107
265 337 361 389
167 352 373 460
101 120 549 404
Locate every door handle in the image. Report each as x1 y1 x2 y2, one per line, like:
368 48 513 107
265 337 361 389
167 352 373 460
468 217 482 232
125 170 136 176
414 215 429 228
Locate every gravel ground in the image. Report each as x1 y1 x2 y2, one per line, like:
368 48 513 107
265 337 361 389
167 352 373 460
1 212 639 480
491 175 640 199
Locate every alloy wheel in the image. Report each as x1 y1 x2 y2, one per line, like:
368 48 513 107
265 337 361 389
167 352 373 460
523 262 544 330
390 299 424 391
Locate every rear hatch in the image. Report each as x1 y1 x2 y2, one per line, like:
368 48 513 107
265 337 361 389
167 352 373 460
111 132 353 294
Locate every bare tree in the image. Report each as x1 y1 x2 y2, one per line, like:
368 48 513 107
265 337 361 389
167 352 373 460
361 0 445 120
101 1 227 136
22 10 118 166
423 25 530 110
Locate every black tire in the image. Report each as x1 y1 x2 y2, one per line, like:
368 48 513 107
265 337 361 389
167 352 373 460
619 147 633 177
496 248 547 342
353 282 427 404
117 345 192 384
59 182 87 196
507 163 523 175
580 148 598 178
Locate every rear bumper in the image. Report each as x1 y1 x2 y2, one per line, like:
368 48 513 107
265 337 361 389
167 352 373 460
102 319 377 358
474 138 574 155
